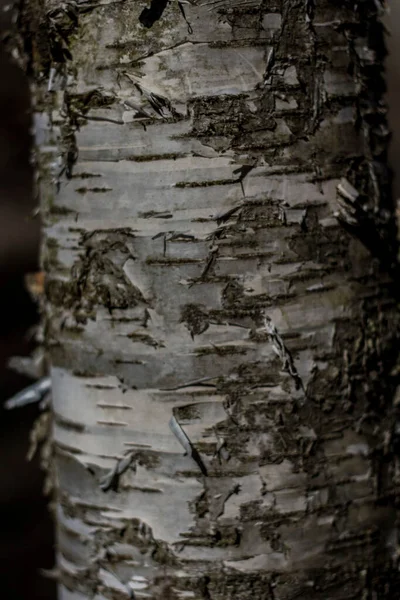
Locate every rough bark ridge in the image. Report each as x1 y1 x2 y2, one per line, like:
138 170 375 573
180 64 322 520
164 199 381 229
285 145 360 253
15 0 400 598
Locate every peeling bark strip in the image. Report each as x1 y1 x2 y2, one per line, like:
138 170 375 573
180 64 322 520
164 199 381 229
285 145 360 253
14 0 400 597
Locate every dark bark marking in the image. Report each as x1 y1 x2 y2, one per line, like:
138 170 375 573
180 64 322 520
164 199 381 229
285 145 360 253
181 303 210 339
153 231 196 257
75 187 112 194
160 377 218 391
178 2 193 34
45 230 147 321
54 412 85 433
139 210 173 219
191 246 218 286
139 0 169 28
232 163 256 196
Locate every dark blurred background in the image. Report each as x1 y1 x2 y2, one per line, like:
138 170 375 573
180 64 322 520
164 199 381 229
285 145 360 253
0 3 399 600
0 2 55 599
386 4 400 199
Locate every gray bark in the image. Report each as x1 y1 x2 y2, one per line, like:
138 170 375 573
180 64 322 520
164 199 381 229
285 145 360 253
12 0 400 598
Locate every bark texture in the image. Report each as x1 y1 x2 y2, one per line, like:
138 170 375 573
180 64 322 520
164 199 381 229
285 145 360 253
16 0 400 598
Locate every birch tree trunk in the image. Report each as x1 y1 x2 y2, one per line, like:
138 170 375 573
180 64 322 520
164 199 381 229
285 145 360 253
14 0 400 598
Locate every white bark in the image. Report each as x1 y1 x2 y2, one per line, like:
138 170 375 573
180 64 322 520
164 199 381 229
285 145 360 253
23 0 399 598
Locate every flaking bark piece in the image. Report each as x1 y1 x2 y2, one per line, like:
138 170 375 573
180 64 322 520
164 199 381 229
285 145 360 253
99 451 135 492
169 415 208 476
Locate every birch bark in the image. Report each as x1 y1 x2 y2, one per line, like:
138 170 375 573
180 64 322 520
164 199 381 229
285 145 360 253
15 0 400 598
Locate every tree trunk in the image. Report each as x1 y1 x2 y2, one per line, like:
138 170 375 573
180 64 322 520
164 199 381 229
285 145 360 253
16 0 400 598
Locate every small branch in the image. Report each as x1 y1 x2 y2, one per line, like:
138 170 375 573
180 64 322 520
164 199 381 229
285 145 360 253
4 377 51 410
